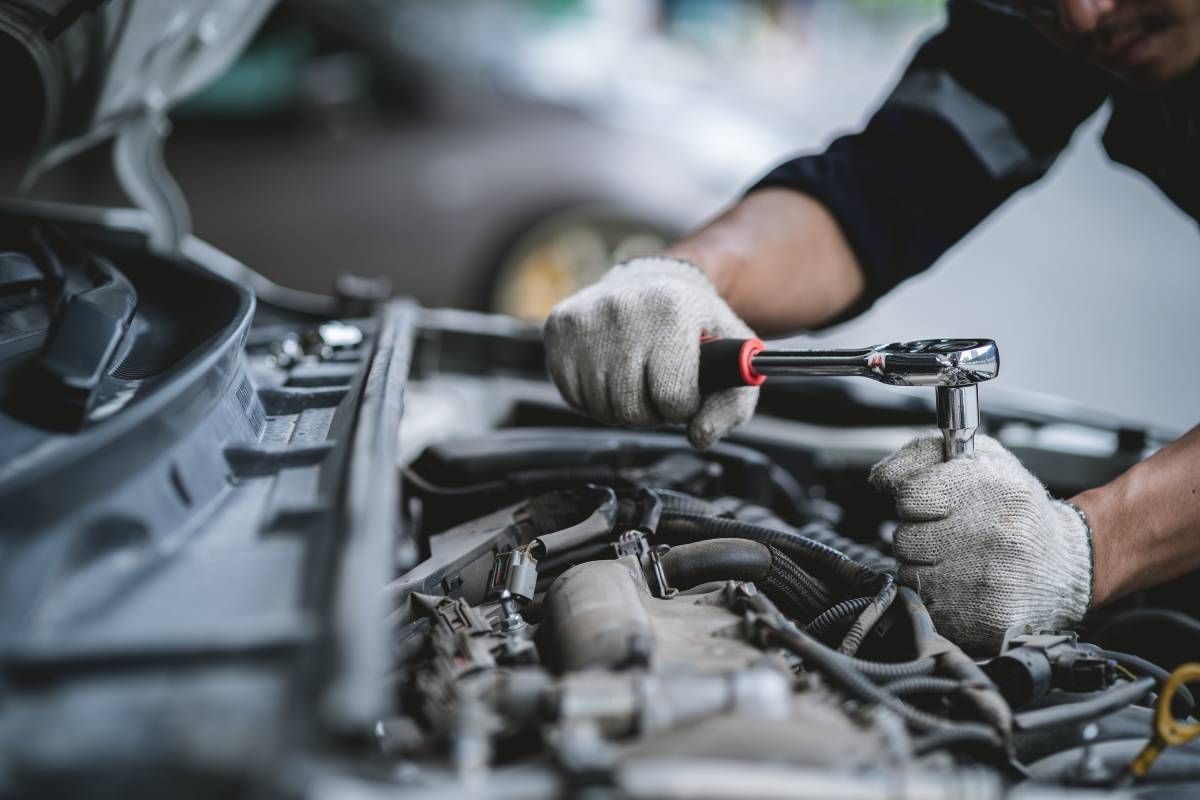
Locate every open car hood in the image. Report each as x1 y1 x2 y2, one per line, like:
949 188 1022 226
1 0 273 186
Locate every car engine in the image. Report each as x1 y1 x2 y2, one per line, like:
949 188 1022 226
2 212 1198 799
375 333 1200 799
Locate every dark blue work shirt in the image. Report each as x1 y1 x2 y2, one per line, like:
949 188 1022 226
750 0 1199 322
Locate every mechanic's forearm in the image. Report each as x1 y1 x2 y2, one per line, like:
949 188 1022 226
1074 424 1200 606
663 189 865 335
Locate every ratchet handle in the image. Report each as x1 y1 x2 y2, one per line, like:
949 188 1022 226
699 337 766 394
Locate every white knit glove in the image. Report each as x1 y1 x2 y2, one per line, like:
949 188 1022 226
869 434 1094 653
544 256 758 449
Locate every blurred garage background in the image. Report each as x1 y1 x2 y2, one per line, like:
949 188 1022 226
4 0 1197 432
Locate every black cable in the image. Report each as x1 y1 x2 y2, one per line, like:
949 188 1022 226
793 521 893 572
839 579 897 656
766 462 811 520
403 467 506 497
895 587 1013 737
43 0 111 40
1013 678 1156 732
744 589 1000 747
813 612 857 647
912 726 1001 755
1101 648 1196 718
847 655 938 681
28 226 66 303
761 545 833 619
884 676 968 697
804 596 872 638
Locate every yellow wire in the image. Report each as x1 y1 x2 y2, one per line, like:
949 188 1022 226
1130 662 1200 778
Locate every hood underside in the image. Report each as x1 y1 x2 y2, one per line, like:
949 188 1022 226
0 0 273 189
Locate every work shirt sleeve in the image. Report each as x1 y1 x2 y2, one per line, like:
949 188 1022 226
748 0 1109 323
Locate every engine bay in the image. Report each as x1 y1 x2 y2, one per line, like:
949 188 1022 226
1 210 1198 799
381 362 1200 798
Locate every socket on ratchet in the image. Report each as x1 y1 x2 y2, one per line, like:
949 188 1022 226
699 338 1000 460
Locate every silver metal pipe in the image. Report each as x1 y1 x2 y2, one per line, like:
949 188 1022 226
615 759 1113 800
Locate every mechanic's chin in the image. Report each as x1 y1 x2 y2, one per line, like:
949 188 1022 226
1093 29 1196 87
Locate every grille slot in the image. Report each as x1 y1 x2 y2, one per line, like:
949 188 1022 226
235 374 266 437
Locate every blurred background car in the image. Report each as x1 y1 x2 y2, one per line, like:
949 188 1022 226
4 0 941 315
2 0 1196 431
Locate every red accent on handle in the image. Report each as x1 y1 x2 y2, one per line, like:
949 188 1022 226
739 338 766 386
699 336 767 393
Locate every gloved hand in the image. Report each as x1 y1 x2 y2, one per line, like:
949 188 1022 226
869 434 1093 652
544 256 758 449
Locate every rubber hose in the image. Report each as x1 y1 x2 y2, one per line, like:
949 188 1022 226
1013 677 1156 732
526 486 618 543
1014 705 1154 763
634 487 663 534
659 539 831 621
1090 607 1200 648
658 512 859 581
1101 648 1196 718
656 510 892 647
766 462 812 521
659 539 772 588
531 487 619 557
884 676 968 697
657 512 883 592
805 597 872 638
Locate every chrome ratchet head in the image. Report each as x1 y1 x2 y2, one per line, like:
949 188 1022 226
863 339 999 388
869 339 999 461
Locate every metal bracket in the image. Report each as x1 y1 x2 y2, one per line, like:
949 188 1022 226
648 545 677 600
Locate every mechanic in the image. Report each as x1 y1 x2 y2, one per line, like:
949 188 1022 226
543 0 1200 652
